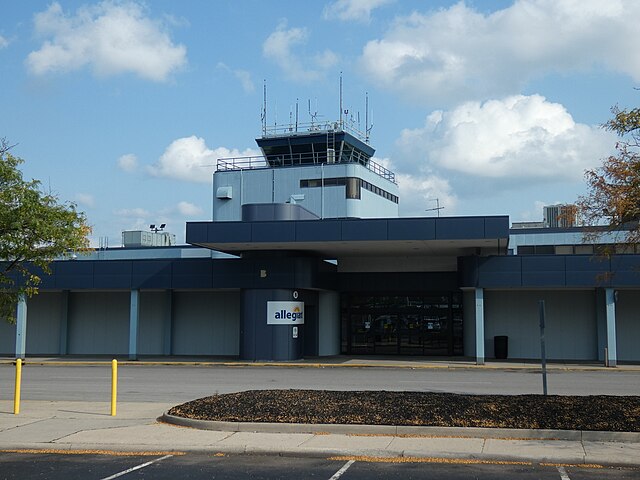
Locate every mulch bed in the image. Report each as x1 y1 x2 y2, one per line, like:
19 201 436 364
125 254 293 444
168 389 640 432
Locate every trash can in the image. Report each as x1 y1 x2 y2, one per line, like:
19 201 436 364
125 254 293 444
494 335 508 359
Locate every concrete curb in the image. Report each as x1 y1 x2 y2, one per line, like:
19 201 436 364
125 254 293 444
1 359 638 372
3 440 639 468
159 413 640 443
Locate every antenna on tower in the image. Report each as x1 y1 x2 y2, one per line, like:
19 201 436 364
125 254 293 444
339 72 343 129
295 98 299 132
289 105 293 132
261 80 267 136
365 92 373 142
308 99 319 129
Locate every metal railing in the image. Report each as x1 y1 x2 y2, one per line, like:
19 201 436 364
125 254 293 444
217 152 396 184
262 120 369 143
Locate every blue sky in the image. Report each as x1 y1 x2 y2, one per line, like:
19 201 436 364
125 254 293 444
1 0 639 246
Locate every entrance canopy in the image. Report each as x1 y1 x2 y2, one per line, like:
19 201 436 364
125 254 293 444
186 216 509 258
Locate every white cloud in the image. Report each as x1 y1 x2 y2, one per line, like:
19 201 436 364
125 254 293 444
217 62 255 93
176 201 202 216
147 135 260 183
314 50 339 69
397 95 615 182
75 192 95 207
263 21 338 82
117 153 138 172
373 156 457 216
360 0 640 103
397 172 457 217
0 35 8 49
323 0 394 22
115 207 149 218
518 200 547 222
26 1 186 81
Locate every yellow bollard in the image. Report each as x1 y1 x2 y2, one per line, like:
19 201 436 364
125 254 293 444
14 359 22 415
111 359 117 416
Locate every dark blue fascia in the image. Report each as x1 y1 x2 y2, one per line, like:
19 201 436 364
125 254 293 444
25 256 337 291
186 215 509 248
459 254 640 288
338 271 459 293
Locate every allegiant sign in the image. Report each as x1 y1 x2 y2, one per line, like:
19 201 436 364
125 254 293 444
267 301 304 325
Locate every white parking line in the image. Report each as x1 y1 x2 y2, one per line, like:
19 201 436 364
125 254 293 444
99 454 173 480
557 466 570 480
330 460 355 479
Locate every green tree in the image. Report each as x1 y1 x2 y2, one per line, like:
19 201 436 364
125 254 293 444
1 139 91 322
577 106 640 248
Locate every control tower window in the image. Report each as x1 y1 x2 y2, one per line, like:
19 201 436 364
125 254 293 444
346 177 361 199
301 176 397 203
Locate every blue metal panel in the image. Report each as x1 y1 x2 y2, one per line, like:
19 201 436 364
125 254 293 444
521 256 566 286
476 256 523 287
341 219 388 240
484 216 510 238
338 271 458 292
132 260 172 289
172 259 213 289
185 222 208 244
55 261 94 289
251 221 296 243
211 259 253 288
33 264 56 289
208 222 252 243
295 220 342 241
249 257 296 287
565 256 610 287
609 256 640 287
94 261 132 289
436 217 485 240
387 218 436 241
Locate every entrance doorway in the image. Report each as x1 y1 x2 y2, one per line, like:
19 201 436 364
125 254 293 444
342 294 463 356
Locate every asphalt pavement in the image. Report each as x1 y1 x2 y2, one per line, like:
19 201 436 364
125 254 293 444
0 357 639 467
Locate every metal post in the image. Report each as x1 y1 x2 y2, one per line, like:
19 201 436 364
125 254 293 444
111 359 118 416
538 300 548 396
605 288 617 367
14 359 22 414
475 288 485 365
129 289 139 361
15 294 27 360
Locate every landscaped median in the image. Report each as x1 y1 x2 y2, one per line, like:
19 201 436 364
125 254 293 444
162 389 640 440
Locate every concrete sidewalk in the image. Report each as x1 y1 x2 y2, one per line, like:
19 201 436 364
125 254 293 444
1 400 639 467
2 355 640 371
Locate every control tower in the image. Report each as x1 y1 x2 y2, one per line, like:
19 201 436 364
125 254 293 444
212 113 399 221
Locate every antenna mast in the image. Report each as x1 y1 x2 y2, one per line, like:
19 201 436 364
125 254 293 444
339 72 343 129
261 80 267 136
365 92 373 143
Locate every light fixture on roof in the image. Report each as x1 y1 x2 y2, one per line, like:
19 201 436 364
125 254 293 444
150 223 166 233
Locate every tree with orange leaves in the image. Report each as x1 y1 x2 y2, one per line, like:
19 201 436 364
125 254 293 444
577 106 640 247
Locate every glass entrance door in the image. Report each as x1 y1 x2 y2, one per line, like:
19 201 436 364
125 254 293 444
343 294 463 356
372 314 397 354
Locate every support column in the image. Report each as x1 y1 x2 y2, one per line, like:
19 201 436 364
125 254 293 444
129 289 140 360
475 288 485 365
162 290 173 356
59 290 69 355
15 294 27 360
605 288 617 367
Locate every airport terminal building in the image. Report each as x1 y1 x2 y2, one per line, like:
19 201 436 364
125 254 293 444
2 120 639 364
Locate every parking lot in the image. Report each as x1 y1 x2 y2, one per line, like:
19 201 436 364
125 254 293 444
1 452 639 480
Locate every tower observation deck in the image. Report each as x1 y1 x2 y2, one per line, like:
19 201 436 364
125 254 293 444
212 116 400 221
218 120 395 184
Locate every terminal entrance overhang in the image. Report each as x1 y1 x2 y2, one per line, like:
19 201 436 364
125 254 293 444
186 216 510 258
